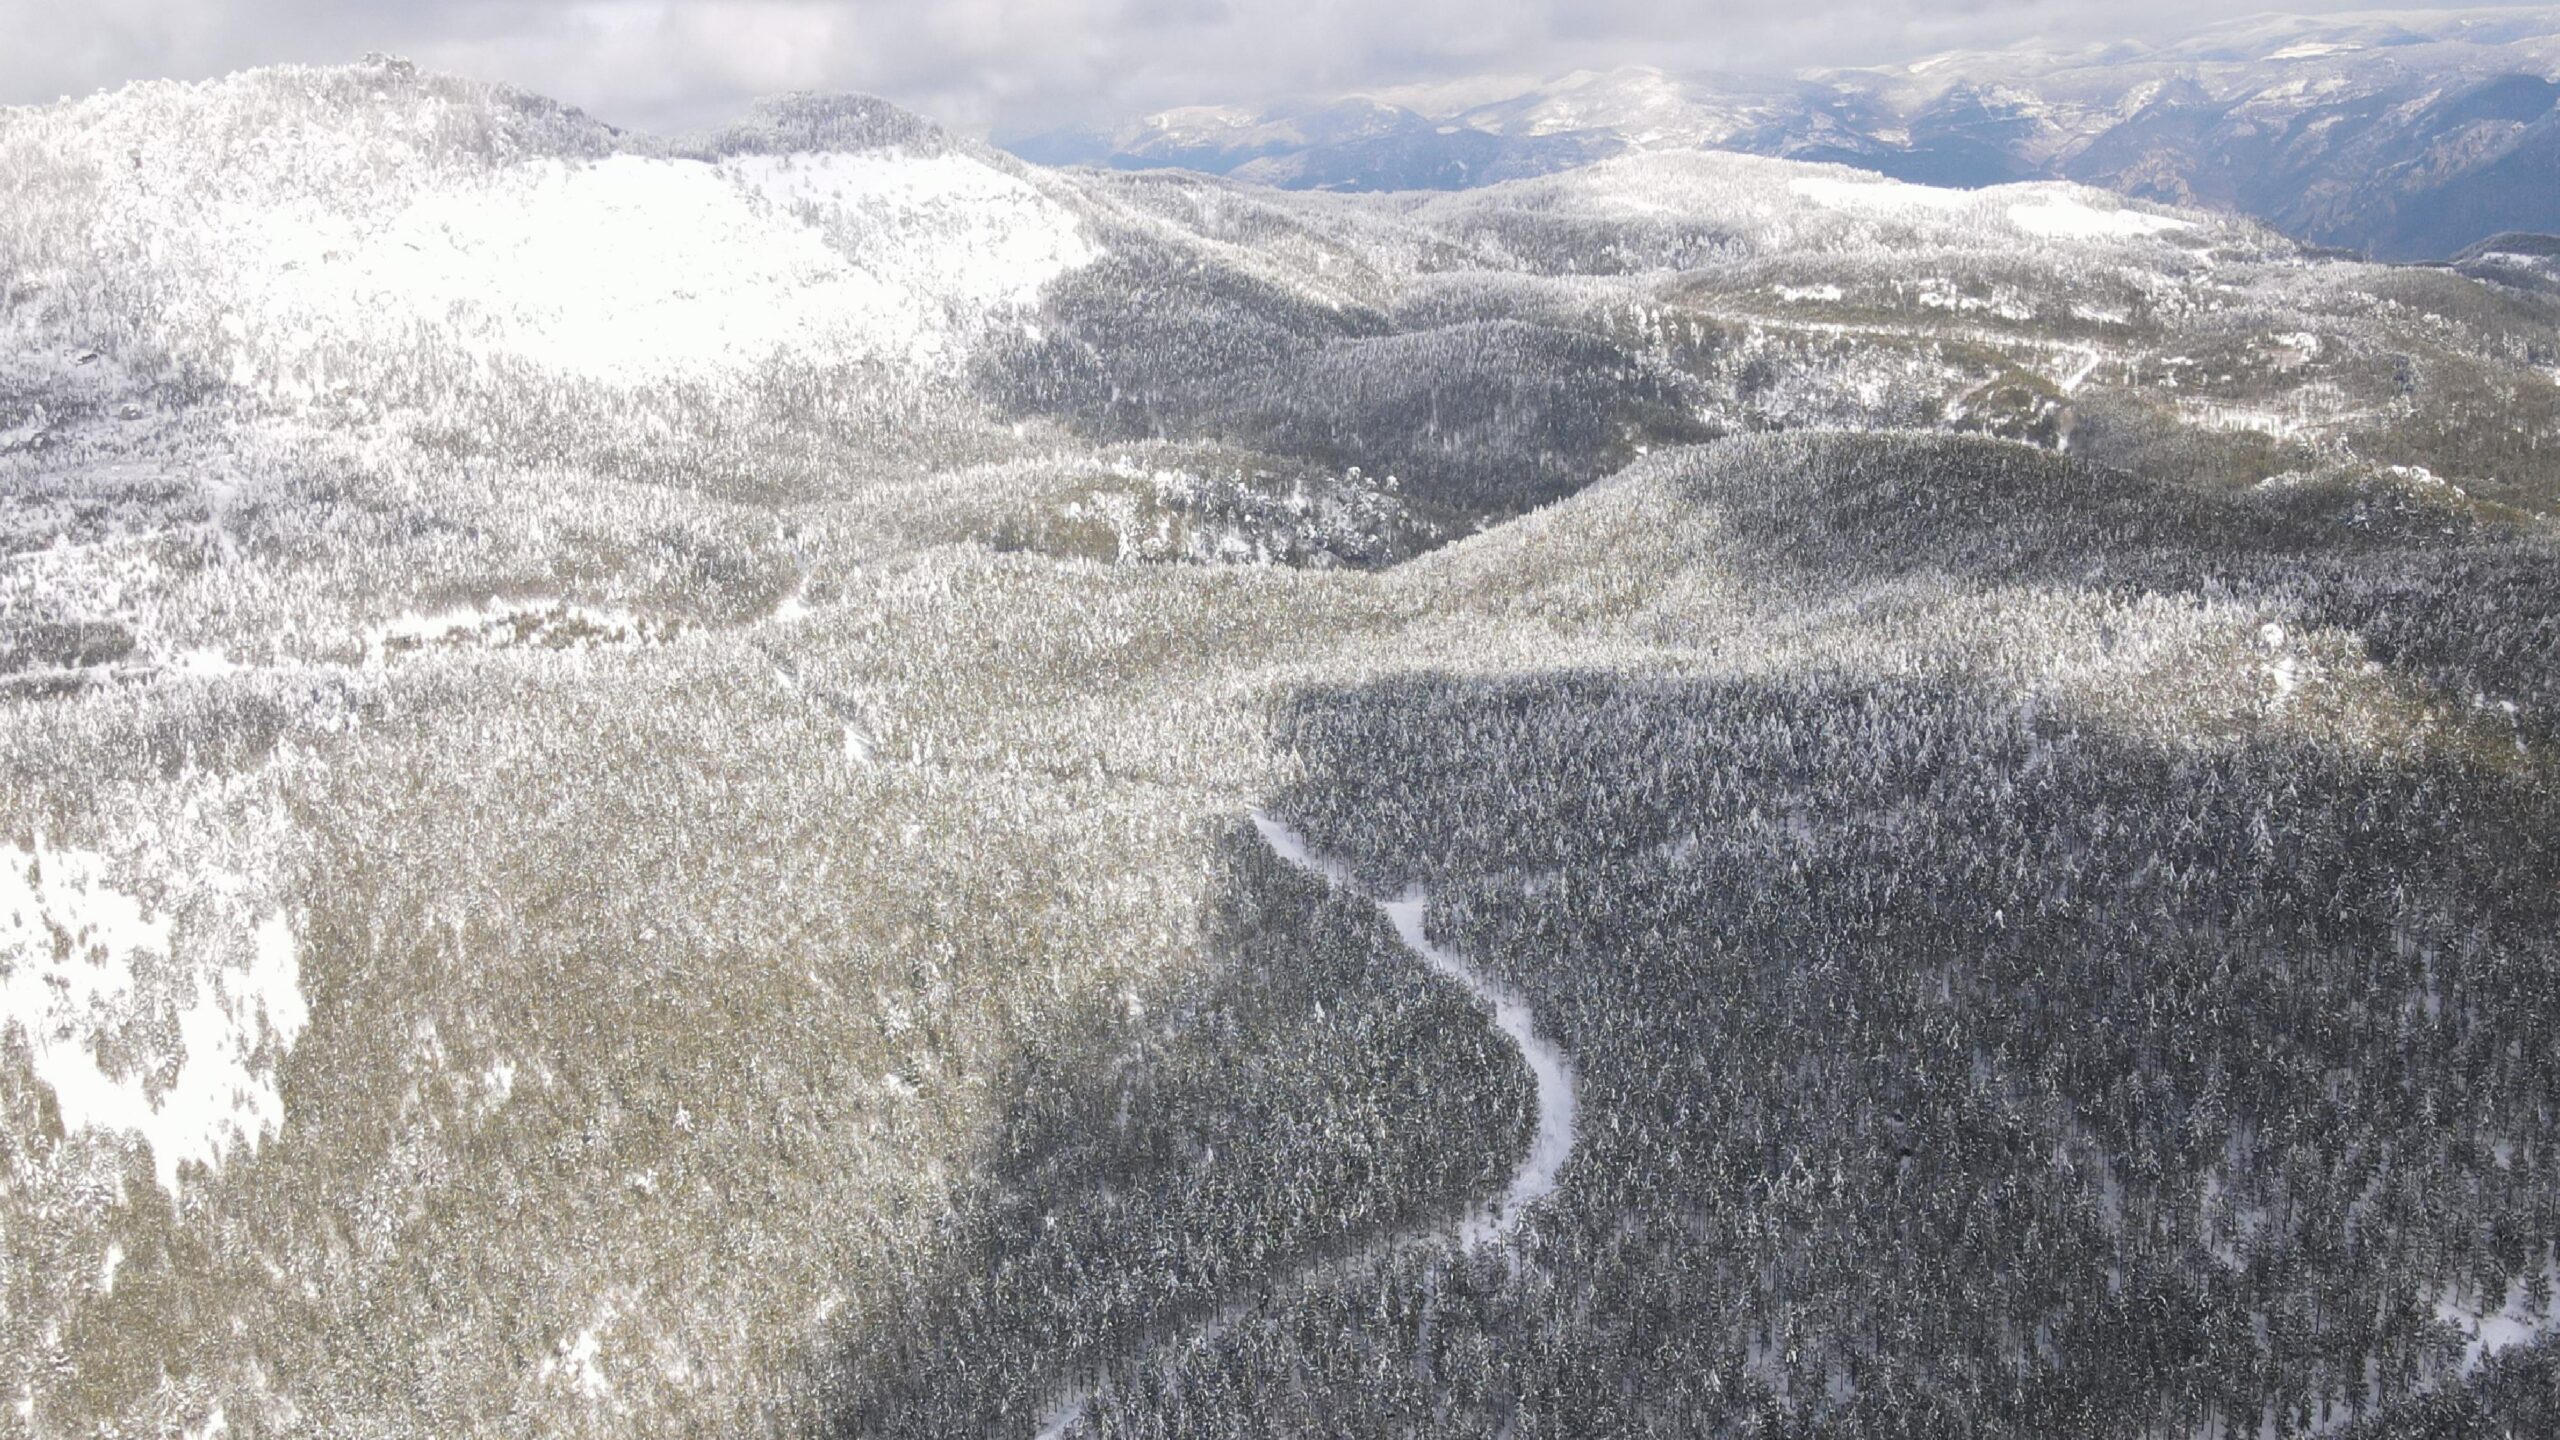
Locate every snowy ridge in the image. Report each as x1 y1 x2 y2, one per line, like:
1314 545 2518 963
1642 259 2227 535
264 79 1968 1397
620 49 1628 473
1393 150 2232 265
724 147 1093 315
1787 173 2196 241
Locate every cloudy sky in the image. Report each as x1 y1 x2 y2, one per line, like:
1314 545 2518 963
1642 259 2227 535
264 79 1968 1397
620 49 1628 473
0 0 2533 137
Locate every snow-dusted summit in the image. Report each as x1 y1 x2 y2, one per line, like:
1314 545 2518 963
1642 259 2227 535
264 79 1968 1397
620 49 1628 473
0 63 1095 399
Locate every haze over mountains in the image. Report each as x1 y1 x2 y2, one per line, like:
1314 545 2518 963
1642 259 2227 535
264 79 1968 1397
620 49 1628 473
1014 6 2560 260
4 41 2560 1440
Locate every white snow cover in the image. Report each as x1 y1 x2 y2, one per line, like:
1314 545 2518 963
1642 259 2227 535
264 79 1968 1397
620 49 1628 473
362 596 680 662
1788 175 1981 216
225 149 1091 391
2008 197 2193 240
0 840 306 1194
2432 1261 2560 1374
1377 886 1579 1247
723 148 1092 315
539 1321 617 1405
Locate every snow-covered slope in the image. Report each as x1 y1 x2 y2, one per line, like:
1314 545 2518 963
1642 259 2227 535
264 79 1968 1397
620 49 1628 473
224 147 1088 391
6 50 2560 1440
0 62 1095 399
1 839 303 1196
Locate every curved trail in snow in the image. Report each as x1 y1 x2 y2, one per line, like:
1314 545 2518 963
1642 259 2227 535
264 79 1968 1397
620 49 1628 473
1033 811 1579 1438
1252 812 1579 1247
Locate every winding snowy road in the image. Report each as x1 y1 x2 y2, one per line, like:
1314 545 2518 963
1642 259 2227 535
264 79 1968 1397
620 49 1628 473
1254 812 1579 1247
1033 811 1579 1437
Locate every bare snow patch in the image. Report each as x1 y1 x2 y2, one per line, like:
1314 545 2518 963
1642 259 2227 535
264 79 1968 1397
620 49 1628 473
1789 175 1979 216
722 149 1091 317
2060 346 2104 394
2008 197 2192 241
226 151 1092 392
0 841 305 1194
2183 401 2311 438
769 577 815 626
2432 1260 2560 1374
364 597 682 663
543 1325 614 1404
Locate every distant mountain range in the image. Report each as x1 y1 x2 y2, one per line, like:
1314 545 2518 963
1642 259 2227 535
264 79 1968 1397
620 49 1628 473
1008 6 2560 260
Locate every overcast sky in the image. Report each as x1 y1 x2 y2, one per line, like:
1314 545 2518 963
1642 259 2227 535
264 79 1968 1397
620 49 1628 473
0 0 2535 138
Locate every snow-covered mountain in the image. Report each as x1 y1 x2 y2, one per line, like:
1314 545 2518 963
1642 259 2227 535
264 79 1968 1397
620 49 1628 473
5 54 2551 683
7 56 2560 1440
1012 6 2560 259
0 65 1096 403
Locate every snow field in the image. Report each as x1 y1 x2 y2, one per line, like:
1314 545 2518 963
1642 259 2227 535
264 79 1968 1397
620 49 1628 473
0 839 305 1194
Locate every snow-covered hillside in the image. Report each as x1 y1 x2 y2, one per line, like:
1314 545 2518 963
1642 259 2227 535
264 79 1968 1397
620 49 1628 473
0 62 1095 399
219 149 1088 390
5 54 2560 1440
